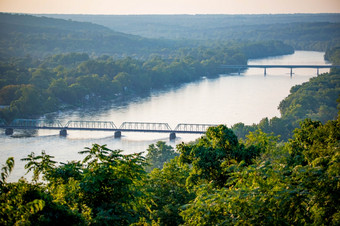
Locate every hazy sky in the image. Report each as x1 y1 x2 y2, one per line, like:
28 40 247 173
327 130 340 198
0 0 339 15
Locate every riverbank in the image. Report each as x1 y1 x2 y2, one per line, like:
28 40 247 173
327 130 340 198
0 41 293 123
0 50 330 182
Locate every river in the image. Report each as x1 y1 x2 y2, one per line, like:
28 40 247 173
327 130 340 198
1 51 330 181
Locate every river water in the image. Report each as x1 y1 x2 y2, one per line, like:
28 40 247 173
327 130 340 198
1 51 330 181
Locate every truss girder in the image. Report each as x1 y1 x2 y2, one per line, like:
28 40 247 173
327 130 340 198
65 121 117 129
10 119 63 128
119 122 172 131
174 123 217 132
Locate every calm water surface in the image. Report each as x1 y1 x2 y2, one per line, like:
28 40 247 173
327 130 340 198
1 51 330 181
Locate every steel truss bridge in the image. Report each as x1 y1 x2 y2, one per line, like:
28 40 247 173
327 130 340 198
0 119 218 139
220 64 340 76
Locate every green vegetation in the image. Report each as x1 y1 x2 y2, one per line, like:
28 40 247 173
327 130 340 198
144 141 179 172
0 13 181 58
0 17 293 122
233 46 340 141
1 114 339 225
1 13 339 225
46 14 340 51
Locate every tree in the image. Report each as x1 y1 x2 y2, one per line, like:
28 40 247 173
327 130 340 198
145 141 179 172
76 144 147 225
0 85 21 105
178 125 259 188
21 151 57 182
0 157 14 189
140 157 194 225
181 116 340 225
9 84 46 117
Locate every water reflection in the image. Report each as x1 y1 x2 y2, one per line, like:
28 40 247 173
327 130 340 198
1 51 330 181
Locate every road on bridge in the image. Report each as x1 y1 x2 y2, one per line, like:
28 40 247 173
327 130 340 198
0 119 218 140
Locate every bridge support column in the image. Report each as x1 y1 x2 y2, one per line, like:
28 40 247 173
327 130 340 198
290 68 293 77
238 68 241 75
59 129 67 136
317 68 319 75
169 132 176 140
5 128 13 135
264 68 267 76
114 131 121 138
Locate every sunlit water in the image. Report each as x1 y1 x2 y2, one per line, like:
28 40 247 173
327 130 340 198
1 51 330 181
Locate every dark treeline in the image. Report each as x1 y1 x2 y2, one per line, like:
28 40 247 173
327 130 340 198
0 40 293 122
45 14 340 51
232 47 340 140
0 13 185 59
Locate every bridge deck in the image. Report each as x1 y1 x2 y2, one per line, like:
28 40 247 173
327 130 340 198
0 120 216 134
220 64 340 76
220 64 340 69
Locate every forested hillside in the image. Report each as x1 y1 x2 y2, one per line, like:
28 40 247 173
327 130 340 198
233 47 340 140
0 12 339 226
0 14 293 122
45 13 340 51
0 13 182 58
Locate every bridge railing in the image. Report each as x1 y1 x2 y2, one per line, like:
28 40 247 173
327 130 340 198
119 122 172 131
174 123 217 132
10 119 63 128
64 121 117 129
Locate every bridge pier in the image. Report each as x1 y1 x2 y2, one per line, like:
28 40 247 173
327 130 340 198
169 132 176 140
5 128 13 135
114 131 121 138
264 67 267 76
317 68 319 75
59 129 67 136
290 68 293 77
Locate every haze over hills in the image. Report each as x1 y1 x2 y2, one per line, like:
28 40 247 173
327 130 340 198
1 13 339 59
0 13 184 58
38 14 340 50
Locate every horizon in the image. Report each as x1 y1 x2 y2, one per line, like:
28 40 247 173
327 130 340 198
0 0 339 15
4 12 340 16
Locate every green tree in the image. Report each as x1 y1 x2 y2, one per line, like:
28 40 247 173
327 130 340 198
140 157 194 225
145 141 179 172
76 144 147 225
181 116 340 225
178 125 259 188
21 151 57 182
0 85 21 105
0 157 14 189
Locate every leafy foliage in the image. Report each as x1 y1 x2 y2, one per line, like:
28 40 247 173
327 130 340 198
145 141 179 172
178 125 260 188
140 157 194 225
1 116 339 225
0 39 293 122
233 47 340 141
180 116 340 225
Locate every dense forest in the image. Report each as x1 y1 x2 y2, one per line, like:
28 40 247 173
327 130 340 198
0 14 295 122
0 12 340 225
45 14 340 51
0 13 184 58
1 111 339 225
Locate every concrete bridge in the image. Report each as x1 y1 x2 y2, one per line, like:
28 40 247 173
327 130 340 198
220 64 340 76
0 119 217 140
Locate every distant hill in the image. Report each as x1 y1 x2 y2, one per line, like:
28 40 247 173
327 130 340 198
41 14 340 51
0 13 181 58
